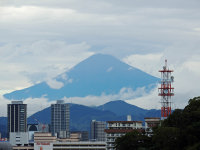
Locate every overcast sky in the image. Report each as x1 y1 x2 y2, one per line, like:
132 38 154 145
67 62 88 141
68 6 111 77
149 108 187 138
0 0 200 116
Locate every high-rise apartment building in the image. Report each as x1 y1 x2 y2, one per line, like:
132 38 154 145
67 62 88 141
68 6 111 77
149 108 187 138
7 101 28 146
51 100 70 138
7 101 27 134
90 120 106 141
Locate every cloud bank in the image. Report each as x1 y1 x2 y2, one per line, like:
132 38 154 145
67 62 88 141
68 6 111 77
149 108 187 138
0 0 200 115
0 40 93 92
0 86 153 117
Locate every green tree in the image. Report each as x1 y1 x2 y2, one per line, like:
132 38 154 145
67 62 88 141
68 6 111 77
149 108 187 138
153 96 200 150
114 96 200 150
114 130 152 150
153 127 181 150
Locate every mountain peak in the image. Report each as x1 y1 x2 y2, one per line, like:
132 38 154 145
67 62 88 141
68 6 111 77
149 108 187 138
104 100 127 105
4 54 159 101
72 53 126 71
97 100 146 117
88 53 115 59
87 53 120 62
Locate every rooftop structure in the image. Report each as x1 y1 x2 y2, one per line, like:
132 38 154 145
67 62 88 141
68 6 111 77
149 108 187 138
34 132 56 143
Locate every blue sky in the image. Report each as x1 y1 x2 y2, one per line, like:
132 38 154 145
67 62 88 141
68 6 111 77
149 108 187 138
0 0 200 116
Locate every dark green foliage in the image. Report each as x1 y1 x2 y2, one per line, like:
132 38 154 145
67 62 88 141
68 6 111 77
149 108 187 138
115 96 200 150
115 130 152 150
154 96 200 150
153 127 181 150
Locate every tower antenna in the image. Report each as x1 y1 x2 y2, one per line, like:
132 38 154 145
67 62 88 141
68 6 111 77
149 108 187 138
158 59 174 120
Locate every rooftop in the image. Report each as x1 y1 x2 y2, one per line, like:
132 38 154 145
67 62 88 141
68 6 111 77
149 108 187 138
11 101 23 104
107 121 142 123
104 129 143 133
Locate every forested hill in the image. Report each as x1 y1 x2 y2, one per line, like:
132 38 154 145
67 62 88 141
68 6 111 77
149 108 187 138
115 96 200 150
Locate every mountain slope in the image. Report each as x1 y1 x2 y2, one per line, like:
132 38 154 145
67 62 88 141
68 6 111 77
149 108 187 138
96 100 160 121
4 54 159 101
0 117 7 138
28 103 122 131
97 100 146 116
0 101 160 137
27 101 160 131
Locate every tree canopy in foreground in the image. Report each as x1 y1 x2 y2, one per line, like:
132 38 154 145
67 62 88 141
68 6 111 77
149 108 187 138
115 96 200 150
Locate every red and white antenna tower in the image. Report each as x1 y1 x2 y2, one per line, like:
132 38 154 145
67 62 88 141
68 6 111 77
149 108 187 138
158 60 174 120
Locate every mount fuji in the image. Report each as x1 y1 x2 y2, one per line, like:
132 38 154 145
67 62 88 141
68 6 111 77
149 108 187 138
4 54 159 101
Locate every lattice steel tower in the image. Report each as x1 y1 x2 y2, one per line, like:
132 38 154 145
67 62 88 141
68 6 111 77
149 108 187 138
158 60 174 119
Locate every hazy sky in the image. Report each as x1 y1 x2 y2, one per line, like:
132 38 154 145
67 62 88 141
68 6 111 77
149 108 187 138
0 0 200 116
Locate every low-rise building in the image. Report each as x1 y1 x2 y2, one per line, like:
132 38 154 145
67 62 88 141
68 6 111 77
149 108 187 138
144 117 160 136
9 132 29 146
33 132 106 150
34 142 53 150
57 131 88 142
34 132 56 143
12 145 34 150
105 121 143 150
35 141 106 150
34 132 56 150
71 131 89 141
57 132 81 142
0 142 13 150
52 141 106 150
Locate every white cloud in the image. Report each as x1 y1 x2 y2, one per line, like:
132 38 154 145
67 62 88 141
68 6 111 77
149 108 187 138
0 86 152 117
23 97 55 117
123 53 163 77
107 67 113 72
0 81 196 117
0 40 93 93
63 87 149 106
125 84 193 110
46 79 64 89
0 96 55 117
128 67 134 71
181 60 200 75
126 87 160 110
0 96 10 117
123 52 200 110
60 74 73 84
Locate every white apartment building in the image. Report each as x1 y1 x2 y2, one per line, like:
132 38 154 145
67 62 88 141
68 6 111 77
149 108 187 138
105 121 143 150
